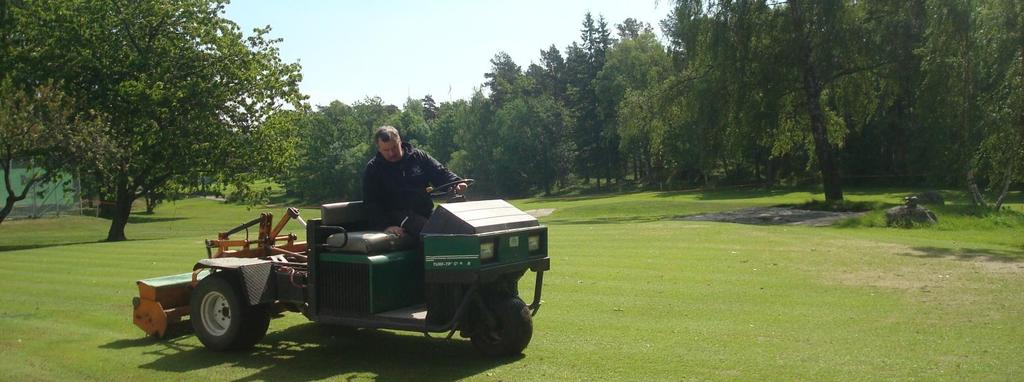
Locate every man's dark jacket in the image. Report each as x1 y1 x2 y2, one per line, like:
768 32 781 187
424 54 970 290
362 141 461 231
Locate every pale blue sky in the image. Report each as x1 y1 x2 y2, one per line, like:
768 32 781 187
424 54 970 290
224 0 669 107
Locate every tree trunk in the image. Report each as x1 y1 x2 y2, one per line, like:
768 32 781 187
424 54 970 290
754 154 762 185
790 0 843 202
966 168 988 207
0 196 15 224
1 166 43 224
992 165 1014 210
145 193 157 214
803 78 844 202
626 153 634 181
105 177 133 242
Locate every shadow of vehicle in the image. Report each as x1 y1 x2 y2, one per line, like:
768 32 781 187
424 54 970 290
102 322 522 381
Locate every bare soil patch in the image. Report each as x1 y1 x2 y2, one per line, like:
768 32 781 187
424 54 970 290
677 206 865 226
526 208 556 218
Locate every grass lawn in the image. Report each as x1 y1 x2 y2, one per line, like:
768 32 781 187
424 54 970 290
0 189 1022 381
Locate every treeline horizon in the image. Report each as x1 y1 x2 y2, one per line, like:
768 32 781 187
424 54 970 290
274 0 1022 206
2 0 1021 240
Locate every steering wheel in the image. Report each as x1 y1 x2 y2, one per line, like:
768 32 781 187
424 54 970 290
429 178 474 198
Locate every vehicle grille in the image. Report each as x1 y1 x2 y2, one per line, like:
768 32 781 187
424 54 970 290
317 262 370 315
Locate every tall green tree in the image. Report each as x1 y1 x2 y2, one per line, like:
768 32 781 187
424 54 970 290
450 91 497 195
527 45 568 103
286 103 365 202
484 52 524 108
597 31 673 183
18 0 303 240
391 97 432 151
770 0 875 201
844 0 927 180
616 17 654 40
965 0 1024 209
279 97 401 203
428 100 467 165
0 79 109 224
565 13 615 188
663 0 740 186
492 95 572 196
421 94 439 123
1 1 111 224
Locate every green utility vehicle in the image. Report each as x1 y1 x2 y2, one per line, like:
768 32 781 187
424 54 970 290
152 188 549 356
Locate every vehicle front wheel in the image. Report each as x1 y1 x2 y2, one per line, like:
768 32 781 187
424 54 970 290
190 273 270 351
470 296 533 357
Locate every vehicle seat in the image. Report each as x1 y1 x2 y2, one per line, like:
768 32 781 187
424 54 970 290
320 201 417 253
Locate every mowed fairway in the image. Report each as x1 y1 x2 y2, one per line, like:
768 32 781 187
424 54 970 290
1 190 1022 381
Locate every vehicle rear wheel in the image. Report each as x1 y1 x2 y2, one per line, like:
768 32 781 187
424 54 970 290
190 273 270 351
470 296 533 357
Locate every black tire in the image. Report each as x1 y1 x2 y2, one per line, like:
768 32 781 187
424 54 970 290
470 297 533 357
190 273 270 351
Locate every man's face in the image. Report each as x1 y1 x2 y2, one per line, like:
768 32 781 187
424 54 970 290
377 138 403 162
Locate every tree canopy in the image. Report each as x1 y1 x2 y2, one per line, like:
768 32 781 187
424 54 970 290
4 0 303 239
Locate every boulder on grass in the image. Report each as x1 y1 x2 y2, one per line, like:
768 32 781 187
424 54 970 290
886 196 938 228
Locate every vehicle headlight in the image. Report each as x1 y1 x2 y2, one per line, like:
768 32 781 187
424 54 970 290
480 242 495 260
528 235 540 252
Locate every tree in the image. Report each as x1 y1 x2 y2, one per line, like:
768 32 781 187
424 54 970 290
965 0 1024 209
662 0 752 186
616 17 653 40
428 100 467 165
493 95 572 196
845 0 927 180
596 31 673 183
277 96 402 203
0 1 108 224
352 96 400 135
484 52 524 108
564 13 615 188
770 0 875 201
17 0 303 240
390 97 433 152
450 91 498 195
527 45 568 103
288 103 365 202
422 94 439 123
0 79 108 224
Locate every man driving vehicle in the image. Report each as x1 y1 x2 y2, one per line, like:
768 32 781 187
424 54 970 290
362 125 467 237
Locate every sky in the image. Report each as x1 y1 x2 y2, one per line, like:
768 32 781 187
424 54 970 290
224 0 670 108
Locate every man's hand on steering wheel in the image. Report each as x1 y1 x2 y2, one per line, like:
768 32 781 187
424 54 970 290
429 178 475 198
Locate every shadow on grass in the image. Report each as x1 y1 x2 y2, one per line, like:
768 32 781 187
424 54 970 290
898 246 1024 263
127 215 189 224
105 323 520 381
543 215 668 225
0 237 164 252
654 187 801 200
519 192 635 205
0 240 104 252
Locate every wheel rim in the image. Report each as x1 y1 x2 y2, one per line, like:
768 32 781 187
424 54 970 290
200 291 231 336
